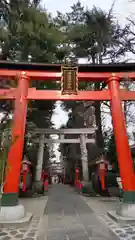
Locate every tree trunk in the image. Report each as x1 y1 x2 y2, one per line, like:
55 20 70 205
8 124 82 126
93 50 104 149
123 101 127 126
123 81 130 126
94 82 104 149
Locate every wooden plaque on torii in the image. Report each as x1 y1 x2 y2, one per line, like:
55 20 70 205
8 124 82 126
61 65 78 95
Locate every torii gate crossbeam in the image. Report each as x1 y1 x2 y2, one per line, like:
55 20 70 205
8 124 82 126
1 88 135 101
31 128 96 134
34 139 95 143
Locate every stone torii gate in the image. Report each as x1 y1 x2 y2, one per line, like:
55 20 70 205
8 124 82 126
33 128 96 184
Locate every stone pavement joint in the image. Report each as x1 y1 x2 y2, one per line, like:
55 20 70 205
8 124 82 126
0 215 40 239
100 214 135 240
38 184 119 240
0 196 48 240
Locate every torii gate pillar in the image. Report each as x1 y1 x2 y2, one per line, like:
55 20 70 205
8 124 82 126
0 72 29 221
108 75 135 218
80 134 89 182
60 134 64 163
35 134 45 182
34 134 45 193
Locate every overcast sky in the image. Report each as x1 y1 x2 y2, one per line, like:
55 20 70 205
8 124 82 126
42 0 135 25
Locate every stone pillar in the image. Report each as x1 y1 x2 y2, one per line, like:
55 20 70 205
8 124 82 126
80 134 89 182
60 134 64 163
63 158 66 183
35 134 45 182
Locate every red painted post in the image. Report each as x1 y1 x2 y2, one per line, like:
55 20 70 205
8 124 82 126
75 168 79 181
107 74 135 202
98 160 108 190
1 72 29 206
75 168 79 188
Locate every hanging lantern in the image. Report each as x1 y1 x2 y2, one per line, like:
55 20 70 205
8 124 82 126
22 163 28 172
75 168 79 173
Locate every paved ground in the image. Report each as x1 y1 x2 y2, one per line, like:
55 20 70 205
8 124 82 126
82 195 135 240
1 185 135 239
38 184 119 240
0 195 48 240
81 195 119 215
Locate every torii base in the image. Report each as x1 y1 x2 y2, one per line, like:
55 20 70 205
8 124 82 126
34 181 44 194
108 191 135 223
0 204 33 227
81 181 97 196
108 203 135 223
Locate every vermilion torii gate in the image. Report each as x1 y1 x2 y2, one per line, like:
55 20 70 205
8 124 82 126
0 61 135 221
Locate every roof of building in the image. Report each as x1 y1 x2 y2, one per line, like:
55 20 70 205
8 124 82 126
0 61 135 73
